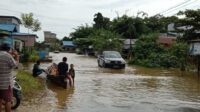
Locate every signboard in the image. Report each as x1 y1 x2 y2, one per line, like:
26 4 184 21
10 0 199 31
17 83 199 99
190 42 200 55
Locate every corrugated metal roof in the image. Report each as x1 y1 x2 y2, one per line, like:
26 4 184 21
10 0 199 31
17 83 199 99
63 41 76 47
0 24 17 32
12 32 39 38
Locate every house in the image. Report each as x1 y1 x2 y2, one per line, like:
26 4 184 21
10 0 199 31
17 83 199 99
62 41 76 52
0 16 38 51
13 32 38 47
122 39 137 58
0 25 25 52
123 39 137 50
157 34 176 47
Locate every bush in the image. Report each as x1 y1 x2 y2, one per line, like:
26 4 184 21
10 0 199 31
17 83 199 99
130 33 189 68
29 55 40 62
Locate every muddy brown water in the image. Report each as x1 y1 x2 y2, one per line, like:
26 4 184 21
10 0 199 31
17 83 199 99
20 53 200 112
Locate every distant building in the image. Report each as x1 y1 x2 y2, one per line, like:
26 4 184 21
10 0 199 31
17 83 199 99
62 41 76 52
44 31 57 43
44 31 59 50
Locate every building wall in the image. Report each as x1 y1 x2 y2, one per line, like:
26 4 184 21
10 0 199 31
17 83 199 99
13 35 36 47
0 17 20 32
44 31 56 40
44 31 57 43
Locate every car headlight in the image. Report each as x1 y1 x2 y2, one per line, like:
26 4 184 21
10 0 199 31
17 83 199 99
105 59 111 63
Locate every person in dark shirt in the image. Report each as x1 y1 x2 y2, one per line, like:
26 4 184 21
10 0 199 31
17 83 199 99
57 57 68 87
32 60 43 77
58 57 68 76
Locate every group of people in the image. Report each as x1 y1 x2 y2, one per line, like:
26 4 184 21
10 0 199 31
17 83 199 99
57 57 75 86
0 42 19 112
32 57 75 87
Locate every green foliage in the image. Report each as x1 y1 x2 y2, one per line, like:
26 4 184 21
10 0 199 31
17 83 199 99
176 9 200 41
73 38 93 52
144 15 179 33
29 55 40 62
62 36 73 41
22 49 40 62
111 15 149 39
130 33 189 68
89 29 123 53
70 25 94 39
93 12 110 29
21 13 41 32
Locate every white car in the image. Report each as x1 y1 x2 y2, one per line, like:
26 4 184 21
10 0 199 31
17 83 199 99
97 51 126 69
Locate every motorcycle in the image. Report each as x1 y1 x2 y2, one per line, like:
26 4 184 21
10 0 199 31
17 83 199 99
2 76 22 110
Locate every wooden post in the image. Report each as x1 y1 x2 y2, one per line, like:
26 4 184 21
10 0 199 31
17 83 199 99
198 55 200 77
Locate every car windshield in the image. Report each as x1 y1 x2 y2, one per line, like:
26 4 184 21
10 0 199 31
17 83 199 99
104 51 122 58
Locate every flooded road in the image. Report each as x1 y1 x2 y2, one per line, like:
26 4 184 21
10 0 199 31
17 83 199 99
28 53 200 112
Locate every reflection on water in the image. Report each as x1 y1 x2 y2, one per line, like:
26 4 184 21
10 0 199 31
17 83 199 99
47 82 75 110
26 53 200 112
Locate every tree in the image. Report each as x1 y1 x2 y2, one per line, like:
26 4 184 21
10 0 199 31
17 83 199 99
176 9 200 41
62 36 72 41
93 12 110 29
144 15 165 32
111 15 149 39
89 29 123 53
70 25 94 39
21 13 41 33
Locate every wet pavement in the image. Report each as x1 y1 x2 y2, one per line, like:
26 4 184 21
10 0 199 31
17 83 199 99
19 53 200 112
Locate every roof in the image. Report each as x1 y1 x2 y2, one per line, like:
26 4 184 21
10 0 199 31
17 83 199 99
0 24 17 32
12 32 39 38
157 36 176 45
123 39 137 45
63 41 76 47
0 16 22 24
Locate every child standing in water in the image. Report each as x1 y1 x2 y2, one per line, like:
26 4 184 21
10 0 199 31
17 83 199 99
69 64 75 85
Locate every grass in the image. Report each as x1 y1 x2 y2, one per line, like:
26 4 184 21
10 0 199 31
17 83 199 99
16 70 45 99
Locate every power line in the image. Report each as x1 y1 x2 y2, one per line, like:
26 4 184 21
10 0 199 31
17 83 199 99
163 0 200 16
156 0 193 15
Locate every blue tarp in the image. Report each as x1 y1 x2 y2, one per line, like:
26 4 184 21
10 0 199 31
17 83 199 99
63 41 76 47
38 51 48 59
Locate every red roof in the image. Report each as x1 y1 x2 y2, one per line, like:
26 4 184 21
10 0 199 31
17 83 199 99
157 36 176 47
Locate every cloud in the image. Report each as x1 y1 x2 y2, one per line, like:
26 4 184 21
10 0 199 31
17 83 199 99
0 0 198 41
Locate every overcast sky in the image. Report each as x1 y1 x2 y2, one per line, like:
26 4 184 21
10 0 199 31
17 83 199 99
0 0 199 41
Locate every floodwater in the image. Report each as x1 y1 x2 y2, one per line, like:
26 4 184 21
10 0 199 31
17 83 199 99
22 53 200 112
